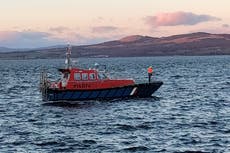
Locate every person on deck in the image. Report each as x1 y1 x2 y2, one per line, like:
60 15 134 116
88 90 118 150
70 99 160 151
147 66 153 83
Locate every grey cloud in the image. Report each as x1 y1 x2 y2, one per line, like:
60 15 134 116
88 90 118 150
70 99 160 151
92 26 118 33
222 24 229 28
49 26 70 33
0 30 65 48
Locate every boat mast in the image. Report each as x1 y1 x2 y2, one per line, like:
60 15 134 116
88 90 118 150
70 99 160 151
65 44 72 69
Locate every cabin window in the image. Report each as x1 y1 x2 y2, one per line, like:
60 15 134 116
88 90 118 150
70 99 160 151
98 73 107 80
63 73 69 79
74 73 81 80
82 73 88 80
89 73 96 80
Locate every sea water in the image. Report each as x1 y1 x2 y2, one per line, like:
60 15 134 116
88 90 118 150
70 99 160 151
0 56 229 152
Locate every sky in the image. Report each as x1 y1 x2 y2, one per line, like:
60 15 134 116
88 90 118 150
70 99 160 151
0 0 230 48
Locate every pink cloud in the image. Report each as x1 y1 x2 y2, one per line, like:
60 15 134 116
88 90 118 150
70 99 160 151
144 12 221 27
0 31 18 41
0 30 50 40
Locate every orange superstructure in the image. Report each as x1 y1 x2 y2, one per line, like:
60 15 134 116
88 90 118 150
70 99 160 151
52 68 135 90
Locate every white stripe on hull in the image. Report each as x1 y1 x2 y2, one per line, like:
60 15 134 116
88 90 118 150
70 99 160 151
130 87 137 96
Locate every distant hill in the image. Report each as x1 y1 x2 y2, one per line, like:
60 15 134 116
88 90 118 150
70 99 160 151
0 32 230 59
0 47 17 52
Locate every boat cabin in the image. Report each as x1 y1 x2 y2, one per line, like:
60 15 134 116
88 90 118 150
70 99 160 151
48 45 135 91
52 68 135 90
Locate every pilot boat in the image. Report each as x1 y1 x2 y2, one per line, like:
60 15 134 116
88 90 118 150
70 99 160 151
40 46 163 102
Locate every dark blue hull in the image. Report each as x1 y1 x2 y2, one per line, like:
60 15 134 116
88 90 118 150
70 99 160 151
42 81 163 102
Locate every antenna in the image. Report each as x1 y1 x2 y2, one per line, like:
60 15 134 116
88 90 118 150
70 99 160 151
65 44 72 69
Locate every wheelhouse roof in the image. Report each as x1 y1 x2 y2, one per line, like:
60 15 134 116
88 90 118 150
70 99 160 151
58 68 71 73
58 68 98 73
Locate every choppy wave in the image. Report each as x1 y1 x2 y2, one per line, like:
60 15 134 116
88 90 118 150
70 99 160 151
0 56 230 152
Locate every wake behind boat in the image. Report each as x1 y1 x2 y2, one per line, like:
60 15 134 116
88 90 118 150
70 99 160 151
40 46 163 102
